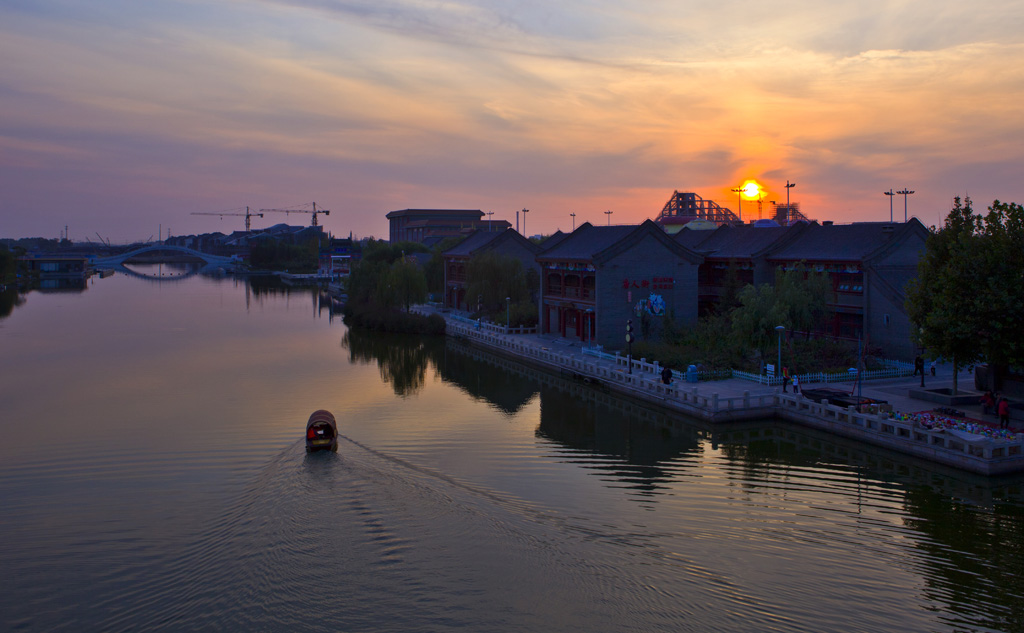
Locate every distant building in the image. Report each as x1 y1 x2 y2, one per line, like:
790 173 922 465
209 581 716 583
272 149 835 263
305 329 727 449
654 191 741 233
386 209 511 245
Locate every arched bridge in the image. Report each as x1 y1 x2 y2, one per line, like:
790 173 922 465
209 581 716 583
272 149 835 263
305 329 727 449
93 245 238 269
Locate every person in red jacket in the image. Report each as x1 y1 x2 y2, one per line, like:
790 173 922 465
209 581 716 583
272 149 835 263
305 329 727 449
998 396 1011 429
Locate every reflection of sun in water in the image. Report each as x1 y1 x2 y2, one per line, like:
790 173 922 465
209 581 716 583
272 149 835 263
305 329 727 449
742 181 761 198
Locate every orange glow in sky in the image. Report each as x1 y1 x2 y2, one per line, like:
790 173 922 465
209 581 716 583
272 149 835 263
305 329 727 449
1 1 1023 239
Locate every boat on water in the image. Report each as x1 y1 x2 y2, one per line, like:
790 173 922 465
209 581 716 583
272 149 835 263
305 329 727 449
305 409 338 453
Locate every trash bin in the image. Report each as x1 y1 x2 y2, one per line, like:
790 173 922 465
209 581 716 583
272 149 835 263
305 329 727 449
686 365 699 383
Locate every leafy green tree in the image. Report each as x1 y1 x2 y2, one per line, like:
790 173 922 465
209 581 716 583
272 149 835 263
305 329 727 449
976 200 1024 381
905 197 986 393
464 251 537 324
731 283 787 365
773 264 831 338
377 258 427 312
423 236 466 296
0 244 16 282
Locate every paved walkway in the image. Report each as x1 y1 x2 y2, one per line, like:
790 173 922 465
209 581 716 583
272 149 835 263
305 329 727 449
420 305 1008 431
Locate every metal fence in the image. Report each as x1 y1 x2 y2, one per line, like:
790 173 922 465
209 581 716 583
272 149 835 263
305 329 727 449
582 345 916 385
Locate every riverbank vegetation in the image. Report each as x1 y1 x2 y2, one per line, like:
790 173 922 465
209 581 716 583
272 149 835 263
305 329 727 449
248 236 324 273
344 240 444 334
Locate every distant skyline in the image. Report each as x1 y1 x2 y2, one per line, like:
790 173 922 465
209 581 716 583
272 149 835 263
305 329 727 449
2 0 1023 242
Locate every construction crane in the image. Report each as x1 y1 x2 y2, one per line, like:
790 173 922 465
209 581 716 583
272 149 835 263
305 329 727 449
259 202 330 227
190 206 264 231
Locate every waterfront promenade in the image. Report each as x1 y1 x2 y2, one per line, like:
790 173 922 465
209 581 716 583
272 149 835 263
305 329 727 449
417 306 1024 475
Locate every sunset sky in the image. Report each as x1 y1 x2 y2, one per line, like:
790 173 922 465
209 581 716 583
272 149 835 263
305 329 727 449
2 0 1023 242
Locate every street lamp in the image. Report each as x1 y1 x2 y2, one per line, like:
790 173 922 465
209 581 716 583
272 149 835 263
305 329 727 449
570 212 576 231
897 189 914 222
731 187 743 222
605 210 613 225
775 325 786 381
486 211 494 231
506 296 511 331
521 208 529 236
884 189 895 222
785 180 796 223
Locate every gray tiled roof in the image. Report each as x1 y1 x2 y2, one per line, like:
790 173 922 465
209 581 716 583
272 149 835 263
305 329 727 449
537 224 636 260
768 222 901 261
698 224 795 259
673 227 716 250
442 229 503 257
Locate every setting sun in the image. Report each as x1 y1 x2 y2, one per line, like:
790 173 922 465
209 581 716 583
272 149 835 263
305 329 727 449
741 181 762 199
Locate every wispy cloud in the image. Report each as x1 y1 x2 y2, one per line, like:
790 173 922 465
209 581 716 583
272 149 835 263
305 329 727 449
1 0 1022 238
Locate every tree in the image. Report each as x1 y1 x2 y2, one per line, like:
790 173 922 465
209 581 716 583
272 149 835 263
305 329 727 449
729 265 830 368
379 258 427 312
905 197 987 393
731 283 787 365
423 235 466 296
463 251 537 323
772 264 831 337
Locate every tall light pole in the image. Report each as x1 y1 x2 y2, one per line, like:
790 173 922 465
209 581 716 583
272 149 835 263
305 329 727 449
506 296 511 331
897 189 914 222
785 180 796 223
605 210 613 225
521 208 529 236
731 186 743 222
884 189 895 222
775 325 786 379
486 211 494 231
570 212 576 231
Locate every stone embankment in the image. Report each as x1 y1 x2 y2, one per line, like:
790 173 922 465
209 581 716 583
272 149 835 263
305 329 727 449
438 314 1024 476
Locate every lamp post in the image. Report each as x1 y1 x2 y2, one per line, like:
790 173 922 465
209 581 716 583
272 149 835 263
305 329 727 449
521 208 529 236
897 189 914 222
785 180 796 223
486 211 494 231
775 325 786 381
731 187 743 222
570 212 576 231
625 320 634 374
605 210 613 225
506 296 511 331
884 189 895 222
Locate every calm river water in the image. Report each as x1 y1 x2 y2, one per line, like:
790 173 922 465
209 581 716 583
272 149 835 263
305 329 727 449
2 267 1023 632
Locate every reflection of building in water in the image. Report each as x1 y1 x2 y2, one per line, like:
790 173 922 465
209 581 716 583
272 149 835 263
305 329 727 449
712 420 1024 505
537 387 703 495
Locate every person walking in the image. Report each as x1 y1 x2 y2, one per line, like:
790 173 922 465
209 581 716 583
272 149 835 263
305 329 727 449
913 355 923 376
998 396 1011 430
782 367 790 393
981 391 995 415
792 375 800 395
930 360 936 377
661 366 673 385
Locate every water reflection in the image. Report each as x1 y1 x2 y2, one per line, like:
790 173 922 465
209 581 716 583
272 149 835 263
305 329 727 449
341 328 444 397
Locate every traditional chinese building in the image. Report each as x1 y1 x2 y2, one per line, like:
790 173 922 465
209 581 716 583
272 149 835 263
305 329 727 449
536 220 703 348
677 219 929 359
